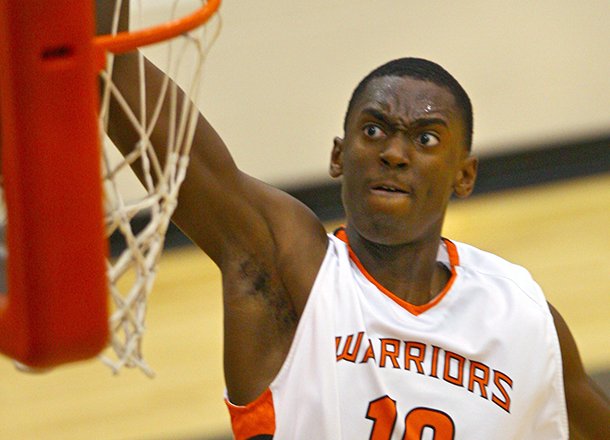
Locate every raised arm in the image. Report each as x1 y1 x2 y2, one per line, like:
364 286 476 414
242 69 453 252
96 1 326 268
96 1 328 403
549 303 610 439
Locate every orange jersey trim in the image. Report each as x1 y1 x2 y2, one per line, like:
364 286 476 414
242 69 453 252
225 388 276 439
334 228 459 316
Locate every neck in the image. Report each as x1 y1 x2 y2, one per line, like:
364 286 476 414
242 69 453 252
345 227 450 305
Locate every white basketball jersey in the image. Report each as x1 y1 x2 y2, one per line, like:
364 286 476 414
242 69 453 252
226 230 569 439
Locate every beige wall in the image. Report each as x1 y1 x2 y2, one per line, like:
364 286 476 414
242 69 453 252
122 0 610 190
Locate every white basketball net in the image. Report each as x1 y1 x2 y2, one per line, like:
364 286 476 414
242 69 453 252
97 0 220 376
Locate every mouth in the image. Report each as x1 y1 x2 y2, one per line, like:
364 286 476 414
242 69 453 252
370 182 411 196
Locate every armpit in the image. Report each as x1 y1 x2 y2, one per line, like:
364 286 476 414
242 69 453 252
238 257 298 330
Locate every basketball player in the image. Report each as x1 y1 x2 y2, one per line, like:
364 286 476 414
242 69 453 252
95 3 608 439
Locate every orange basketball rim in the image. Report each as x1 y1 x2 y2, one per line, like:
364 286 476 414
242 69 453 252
0 0 221 368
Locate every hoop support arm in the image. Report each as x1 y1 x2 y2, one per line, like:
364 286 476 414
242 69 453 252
0 0 108 367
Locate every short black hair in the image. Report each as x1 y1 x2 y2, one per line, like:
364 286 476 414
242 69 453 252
344 58 473 151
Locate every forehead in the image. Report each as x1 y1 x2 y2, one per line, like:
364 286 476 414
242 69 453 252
351 76 460 124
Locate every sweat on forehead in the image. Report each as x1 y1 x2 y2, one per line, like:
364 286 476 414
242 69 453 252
344 58 473 151
357 76 458 119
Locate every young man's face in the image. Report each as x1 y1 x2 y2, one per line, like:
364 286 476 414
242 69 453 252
330 76 477 246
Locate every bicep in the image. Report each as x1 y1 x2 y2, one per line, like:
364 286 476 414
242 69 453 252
174 162 326 276
171 163 277 263
549 303 610 439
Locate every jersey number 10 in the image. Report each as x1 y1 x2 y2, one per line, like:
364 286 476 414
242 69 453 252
366 395 455 439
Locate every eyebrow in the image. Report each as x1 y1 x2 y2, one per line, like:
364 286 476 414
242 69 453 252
361 108 394 126
360 107 448 129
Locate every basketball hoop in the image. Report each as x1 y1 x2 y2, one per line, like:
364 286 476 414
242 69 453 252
95 0 220 55
0 0 222 375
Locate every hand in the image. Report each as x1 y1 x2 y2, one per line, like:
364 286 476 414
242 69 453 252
96 0 130 36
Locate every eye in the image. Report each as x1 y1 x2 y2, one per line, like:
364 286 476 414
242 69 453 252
417 132 440 147
363 124 386 140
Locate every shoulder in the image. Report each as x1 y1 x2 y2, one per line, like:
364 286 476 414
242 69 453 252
451 240 532 281
449 239 548 310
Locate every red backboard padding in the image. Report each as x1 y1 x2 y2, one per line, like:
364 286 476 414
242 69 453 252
0 0 108 367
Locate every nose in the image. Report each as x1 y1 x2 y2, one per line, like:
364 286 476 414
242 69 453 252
379 137 409 169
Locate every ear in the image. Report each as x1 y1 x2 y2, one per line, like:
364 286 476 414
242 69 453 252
453 155 478 198
329 137 344 178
